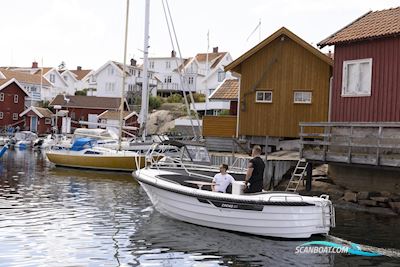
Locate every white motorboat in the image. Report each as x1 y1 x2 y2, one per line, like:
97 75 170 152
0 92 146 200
11 131 38 149
133 141 335 239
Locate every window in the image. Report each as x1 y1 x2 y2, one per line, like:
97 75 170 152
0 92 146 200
13 113 18 120
107 67 115 76
0 93 4 101
71 112 76 120
164 76 172 83
149 61 154 69
106 82 115 92
138 70 141 77
45 118 52 124
166 61 171 69
14 95 18 103
294 91 312 104
342 58 372 97
255 91 273 103
0 112 3 119
64 75 68 81
188 77 194 84
31 86 37 92
49 74 55 83
217 70 226 82
129 68 134 75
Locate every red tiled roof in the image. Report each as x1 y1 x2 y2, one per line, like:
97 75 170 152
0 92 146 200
196 52 227 68
210 79 239 100
71 69 92 80
319 7 400 47
49 95 123 110
0 68 52 86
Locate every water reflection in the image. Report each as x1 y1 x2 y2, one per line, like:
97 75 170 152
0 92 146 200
0 150 399 266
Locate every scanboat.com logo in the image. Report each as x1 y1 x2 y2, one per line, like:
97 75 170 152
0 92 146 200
295 241 382 257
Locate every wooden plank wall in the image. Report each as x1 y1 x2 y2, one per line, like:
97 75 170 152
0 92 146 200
202 115 237 137
237 35 331 138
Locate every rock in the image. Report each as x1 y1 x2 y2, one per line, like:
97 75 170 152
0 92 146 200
370 197 389 203
369 191 381 198
381 191 391 198
390 194 400 202
310 181 334 192
343 191 357 203
312 164 328 176
357 191 370 200
358 200 378 207
327 188 344 201
388 202 400 214
378 202 389 208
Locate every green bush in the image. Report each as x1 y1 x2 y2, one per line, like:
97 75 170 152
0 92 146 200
167 93 183 103
149 95 163 110
218 110 230 116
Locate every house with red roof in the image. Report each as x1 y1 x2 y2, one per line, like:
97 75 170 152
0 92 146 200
49 94 130 133
19 106 54 134
318 7 400 122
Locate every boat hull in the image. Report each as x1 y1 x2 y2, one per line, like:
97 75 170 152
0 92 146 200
135 171 333 239
46 152 145 171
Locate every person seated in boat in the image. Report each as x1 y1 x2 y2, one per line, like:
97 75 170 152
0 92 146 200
212 164 235 193
244 145 265 193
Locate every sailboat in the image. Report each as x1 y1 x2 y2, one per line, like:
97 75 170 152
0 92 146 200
46 0 150 172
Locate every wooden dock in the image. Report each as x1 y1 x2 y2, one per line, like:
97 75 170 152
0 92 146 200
300 122 400 167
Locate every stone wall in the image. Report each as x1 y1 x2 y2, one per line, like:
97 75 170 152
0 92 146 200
328 163 400 193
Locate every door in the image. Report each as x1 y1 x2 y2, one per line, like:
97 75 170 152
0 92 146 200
30 116 38 132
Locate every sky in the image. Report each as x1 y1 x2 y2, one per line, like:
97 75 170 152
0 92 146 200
0 0 398 70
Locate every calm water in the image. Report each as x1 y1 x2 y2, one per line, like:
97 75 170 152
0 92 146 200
0 149 400 266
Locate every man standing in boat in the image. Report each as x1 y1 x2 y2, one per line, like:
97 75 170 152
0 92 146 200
212 164 235 193
244 145 265 193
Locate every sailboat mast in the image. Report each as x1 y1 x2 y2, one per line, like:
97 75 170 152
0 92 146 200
118 0 130 151
140 0 150 141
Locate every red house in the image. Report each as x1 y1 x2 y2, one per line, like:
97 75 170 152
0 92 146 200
49 95 129 132
318 7 400 122
19 106 54 134
0 78 28 129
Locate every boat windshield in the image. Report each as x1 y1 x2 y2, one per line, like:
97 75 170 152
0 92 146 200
184 145 211 163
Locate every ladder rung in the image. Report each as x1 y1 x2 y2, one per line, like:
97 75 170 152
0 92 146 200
294 174 303 177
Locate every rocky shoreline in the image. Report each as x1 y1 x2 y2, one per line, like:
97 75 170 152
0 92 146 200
296 164 400 216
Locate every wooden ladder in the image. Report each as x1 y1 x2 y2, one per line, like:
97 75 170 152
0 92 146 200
286 159 309 192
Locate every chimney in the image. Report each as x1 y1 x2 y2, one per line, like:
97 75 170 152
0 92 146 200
130 58 137 66
32 61 38 68
171 50 176 57
77 66 82 71
213 47 219 53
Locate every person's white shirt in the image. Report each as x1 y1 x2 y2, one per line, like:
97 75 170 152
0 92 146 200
212 173 235 193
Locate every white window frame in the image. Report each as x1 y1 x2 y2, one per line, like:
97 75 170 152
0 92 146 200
255 90 273 103
166 61 171 69
342 58 372 97
14 95 18 103
149 61 154 69
217 70 226 82
0 112 3 119
188 77 194 85
45 118 52 124
294 91 312 104
13 113 18 120
0 93 4 101
49 74 55 83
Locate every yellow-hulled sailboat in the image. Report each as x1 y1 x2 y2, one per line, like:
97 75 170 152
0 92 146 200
46 138 147 171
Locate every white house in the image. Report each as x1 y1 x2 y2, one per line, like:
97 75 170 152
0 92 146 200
59 69 78 95
40 67 69 98
70 66 96 95
93 60 158 104
149 51 199 96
